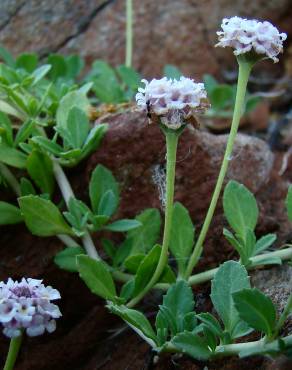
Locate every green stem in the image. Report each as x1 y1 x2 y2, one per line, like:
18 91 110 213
112 247 292 290
3 335 22 370
163 334 292 358
125 0 133 67
184 60 253 279
0 163 21 196
52 161 101 260
57 234 80 247
127 131 179 307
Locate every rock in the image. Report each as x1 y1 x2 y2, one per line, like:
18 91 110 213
0 0 291 78
85 109 290 269
0 0 104 56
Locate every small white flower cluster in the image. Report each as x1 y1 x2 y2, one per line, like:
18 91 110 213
0 278 61 338
136 77 207 129
216 16 287 62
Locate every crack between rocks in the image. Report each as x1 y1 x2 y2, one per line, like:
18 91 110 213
0 1 26 32
44 0 116 56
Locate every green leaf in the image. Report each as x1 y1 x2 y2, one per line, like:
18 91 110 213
210 261 251 338
108 304 157 345
31 136 63 156
90 215 109 231
203 326 217 351
245 96 261 113
210 85 234 110
14 120 35 146
89 165 119 215
20 177 36 196
56 91 89 129
0 143 27 168
47 54 67 80
65 55 84 80
133 245 161 295
223 181 258 236
254 234 277 255
163 65 182 79
203 74 218 94
127 208 161 254
0 45 16 67
120 279 135 301
0 201 23 225
101 239 116 259
169 202 194 274
77 255 117 301
233 288 276 337
196 313 224 338
244 228 257 262
158 280 195 336
223 228 244 256
159 265 176 284
252 255 282 267
286 186 292 221
116 65 141 90
104 219 141 232
0 111 13 146
27 150 55 195
0 99 24 120
124 254 144 273
54 246 85 272
81 124 107 159
16 53 38 73
31 64 51 85
66 107 90 148
88 60 124 103
98 190 118 217
18 195 73 236
171 332 211 360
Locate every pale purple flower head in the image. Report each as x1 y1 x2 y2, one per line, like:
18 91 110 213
0 278 61 338
136 77 208 129
216 17 287 62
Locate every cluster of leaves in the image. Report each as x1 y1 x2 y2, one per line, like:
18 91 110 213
74 182 292 362
0 48 155 296
71 209 176 302
223 180 279 267
79 260 291 360
19 165 141 240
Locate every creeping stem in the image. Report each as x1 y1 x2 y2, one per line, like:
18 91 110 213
164 334 292 358
3 335 22 370
125 0 133 67
127 131 179 307
52 161 100 260
184 59 253 279
115 246 292 291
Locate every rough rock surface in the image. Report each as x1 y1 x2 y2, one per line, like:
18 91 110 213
0 0 291 78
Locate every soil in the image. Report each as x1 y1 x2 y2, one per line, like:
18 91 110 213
1 117 292 369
